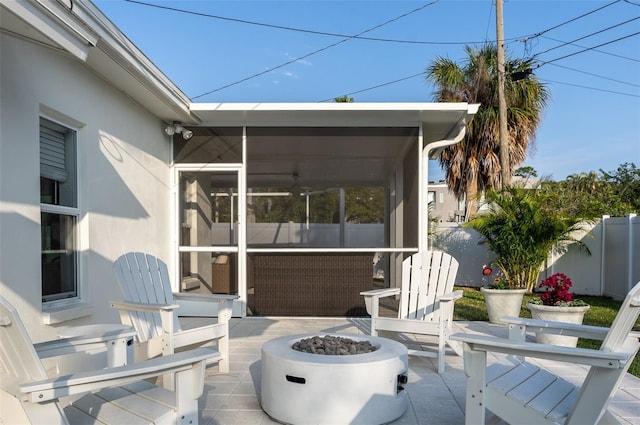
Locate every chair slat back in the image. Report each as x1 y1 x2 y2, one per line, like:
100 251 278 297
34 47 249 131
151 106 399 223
114 253 181 342
399 251 459 322
0 297 48 383
567 281 640 423
601 281 640 353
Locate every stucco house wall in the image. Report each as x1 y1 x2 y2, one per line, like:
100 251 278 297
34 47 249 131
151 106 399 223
0 32 172 341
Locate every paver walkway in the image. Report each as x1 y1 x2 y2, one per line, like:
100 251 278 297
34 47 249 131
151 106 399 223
191 317 640 425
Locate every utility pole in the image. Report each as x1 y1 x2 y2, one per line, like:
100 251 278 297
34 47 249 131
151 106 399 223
496 0 510 189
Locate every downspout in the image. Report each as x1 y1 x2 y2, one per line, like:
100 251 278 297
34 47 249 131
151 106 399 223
420 122 467 252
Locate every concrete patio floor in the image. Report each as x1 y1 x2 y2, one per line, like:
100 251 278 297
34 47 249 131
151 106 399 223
194 317 640 425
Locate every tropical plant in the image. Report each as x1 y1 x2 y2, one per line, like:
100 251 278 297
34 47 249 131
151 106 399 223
334 95 354 103
464 184 590 293
426 44 549 217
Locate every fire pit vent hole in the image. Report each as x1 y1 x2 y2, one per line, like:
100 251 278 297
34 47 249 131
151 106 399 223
285 375 306 384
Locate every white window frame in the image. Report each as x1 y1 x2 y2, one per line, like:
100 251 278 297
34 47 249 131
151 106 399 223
40 116 80 304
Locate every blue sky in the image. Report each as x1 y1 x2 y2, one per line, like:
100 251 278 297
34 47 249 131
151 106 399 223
95 0 640 181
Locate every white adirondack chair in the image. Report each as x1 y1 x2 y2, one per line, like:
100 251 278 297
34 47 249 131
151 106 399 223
451 280 640 425
111 252 238 373
0 296 216 425
361 251 463 374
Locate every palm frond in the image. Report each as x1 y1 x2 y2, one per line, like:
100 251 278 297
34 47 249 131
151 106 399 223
426 43 549 216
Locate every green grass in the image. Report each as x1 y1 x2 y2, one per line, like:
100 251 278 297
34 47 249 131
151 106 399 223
454 287 640 378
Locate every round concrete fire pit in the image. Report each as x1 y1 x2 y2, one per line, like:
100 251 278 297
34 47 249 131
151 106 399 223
261 333 409 425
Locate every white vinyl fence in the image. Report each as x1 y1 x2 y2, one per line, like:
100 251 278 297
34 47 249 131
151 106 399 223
212 215 637 300
212 222 385 248
433 214 639 300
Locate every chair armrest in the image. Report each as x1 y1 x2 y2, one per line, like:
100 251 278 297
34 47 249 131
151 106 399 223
173 292 239 303
20 347 219 403
34 329 136 360
360 288 401 317
110 300 179 313
450 332 631 369
438 290 463 302
360 288 401 298
500 316 610 340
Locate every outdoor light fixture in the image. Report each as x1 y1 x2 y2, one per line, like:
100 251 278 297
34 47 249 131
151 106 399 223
164 121 193 140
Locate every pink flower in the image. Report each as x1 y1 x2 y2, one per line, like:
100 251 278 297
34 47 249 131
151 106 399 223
538 273 575 306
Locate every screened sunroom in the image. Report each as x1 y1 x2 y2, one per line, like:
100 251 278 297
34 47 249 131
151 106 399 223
171 103 478 317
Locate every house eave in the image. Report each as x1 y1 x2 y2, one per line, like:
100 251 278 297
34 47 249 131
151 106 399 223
0 0 196 124
190 102 478 143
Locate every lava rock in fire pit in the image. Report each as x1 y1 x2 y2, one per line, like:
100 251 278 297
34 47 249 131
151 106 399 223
292 335 378 355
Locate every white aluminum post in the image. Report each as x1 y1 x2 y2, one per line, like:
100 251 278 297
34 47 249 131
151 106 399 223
601 215 610 296
628 214 637 292
238 126 247 316
418 124 424 252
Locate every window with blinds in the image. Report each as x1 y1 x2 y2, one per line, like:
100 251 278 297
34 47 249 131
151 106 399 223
40 117 76 208
40 117 78 302
40 119 68 182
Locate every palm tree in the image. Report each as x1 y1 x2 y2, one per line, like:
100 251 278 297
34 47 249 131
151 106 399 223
426 44 549 217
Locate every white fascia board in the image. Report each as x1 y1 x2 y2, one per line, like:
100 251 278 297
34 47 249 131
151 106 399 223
191 102 474 113
1 0 98 61
190 102 477 128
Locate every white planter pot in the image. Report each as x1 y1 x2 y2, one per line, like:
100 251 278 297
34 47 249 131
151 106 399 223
526 302 590 347
481 288 526 324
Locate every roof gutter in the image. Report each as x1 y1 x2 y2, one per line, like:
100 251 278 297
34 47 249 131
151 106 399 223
1 0 98 61
5 0 198 124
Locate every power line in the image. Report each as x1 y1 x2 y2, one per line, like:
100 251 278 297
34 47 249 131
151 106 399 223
536 31 640 67
523 0 623 41
318 73 426 103
547 63 640 88
484 0 495 42
539 78 640 98
540 35 640 62
120 0 639 101
191 1 439 99
124 0 522 46
318 64 640 105
531 16 640 59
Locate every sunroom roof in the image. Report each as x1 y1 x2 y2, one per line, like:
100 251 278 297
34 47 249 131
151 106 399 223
190 102 478 144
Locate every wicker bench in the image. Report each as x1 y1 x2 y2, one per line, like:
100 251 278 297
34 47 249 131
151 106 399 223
248 253 373 316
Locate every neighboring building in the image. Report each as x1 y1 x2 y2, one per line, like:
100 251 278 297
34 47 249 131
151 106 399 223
428 180 466 223
428 176 541 222
0 0 478 348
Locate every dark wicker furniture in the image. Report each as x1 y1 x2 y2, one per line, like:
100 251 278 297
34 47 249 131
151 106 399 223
249 253 373 316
